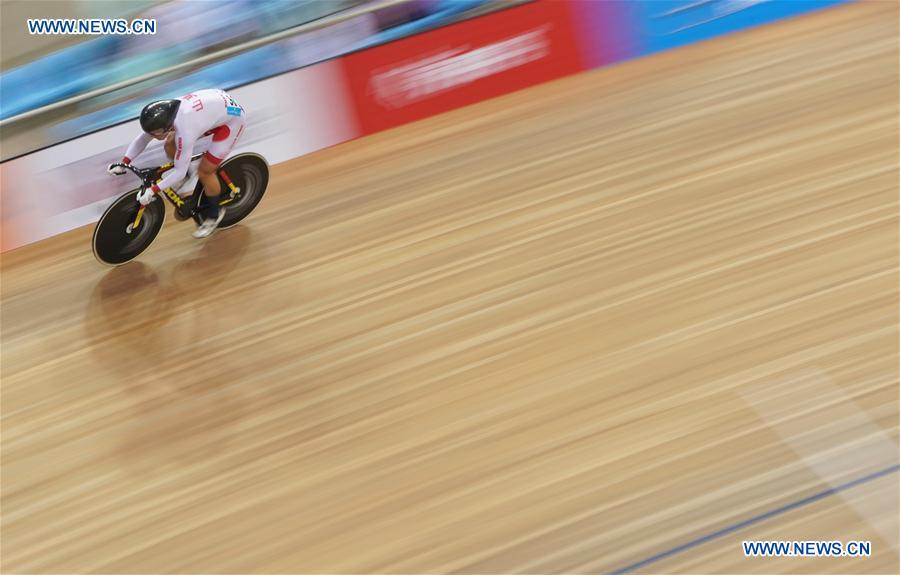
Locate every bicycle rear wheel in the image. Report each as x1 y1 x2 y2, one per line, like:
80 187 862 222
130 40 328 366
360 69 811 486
92 190 166 265
193 153 269 229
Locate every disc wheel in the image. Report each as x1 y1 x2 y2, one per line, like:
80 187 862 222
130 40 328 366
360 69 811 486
92 190 166 265
193 153 270 229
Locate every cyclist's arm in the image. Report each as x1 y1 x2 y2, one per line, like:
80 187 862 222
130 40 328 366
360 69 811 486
150 132 194 193
122 132 153 164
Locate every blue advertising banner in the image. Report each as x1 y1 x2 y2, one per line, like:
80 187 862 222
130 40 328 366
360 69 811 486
569 0 852 68
632 0 851 55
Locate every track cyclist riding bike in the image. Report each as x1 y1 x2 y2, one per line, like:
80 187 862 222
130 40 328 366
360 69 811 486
108 88 246 238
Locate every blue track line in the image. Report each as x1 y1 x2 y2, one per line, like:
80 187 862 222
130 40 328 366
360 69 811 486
608 462 900 575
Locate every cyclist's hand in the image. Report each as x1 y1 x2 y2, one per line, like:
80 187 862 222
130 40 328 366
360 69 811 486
107 163 127 176
136 188 155 206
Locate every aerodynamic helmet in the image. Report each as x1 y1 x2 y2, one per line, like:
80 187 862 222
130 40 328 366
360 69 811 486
140 99 181 135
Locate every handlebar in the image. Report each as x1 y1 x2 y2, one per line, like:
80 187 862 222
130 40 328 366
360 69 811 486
110 153 204 190
110 162 158 190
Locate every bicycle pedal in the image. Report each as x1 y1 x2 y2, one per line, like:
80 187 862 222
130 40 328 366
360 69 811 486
174 202 195 221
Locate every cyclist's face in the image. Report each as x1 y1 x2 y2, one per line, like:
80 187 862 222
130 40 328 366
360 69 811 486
149 128 170 140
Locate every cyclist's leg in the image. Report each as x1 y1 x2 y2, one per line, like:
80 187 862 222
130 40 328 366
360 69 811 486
198 156 221 202
195 116 244 228
200 117 245 205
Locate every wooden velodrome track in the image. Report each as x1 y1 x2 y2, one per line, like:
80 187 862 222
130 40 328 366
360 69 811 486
2 2 898 573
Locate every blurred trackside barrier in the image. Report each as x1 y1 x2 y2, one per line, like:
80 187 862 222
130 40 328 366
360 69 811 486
0 0 850 252
342 0 851 135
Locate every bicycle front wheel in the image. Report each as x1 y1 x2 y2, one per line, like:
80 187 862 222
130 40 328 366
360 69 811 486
92 191 166 266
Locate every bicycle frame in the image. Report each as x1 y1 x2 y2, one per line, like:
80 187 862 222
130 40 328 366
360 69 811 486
110 153 241 229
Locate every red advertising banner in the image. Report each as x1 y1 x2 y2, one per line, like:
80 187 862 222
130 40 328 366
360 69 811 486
341 0 586 135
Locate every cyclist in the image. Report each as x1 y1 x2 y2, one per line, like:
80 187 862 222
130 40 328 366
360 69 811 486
108 89 246 238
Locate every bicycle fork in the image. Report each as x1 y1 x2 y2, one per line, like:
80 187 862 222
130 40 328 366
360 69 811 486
131 205 146 230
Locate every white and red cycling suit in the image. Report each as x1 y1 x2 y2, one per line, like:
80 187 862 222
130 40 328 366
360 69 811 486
121 88 246 195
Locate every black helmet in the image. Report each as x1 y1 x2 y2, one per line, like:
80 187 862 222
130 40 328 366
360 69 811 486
140 99 181 134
